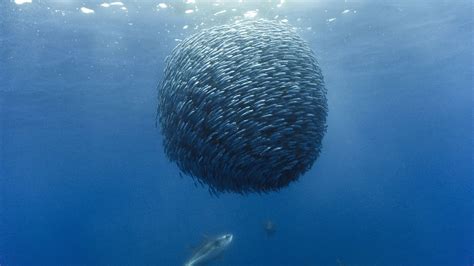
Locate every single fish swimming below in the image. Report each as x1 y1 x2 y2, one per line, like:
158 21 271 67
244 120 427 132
184 233 233 266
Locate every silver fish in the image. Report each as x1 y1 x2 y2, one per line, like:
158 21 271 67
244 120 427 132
184 234 233 266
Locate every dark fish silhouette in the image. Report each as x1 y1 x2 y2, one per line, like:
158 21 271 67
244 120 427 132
264 220 276 237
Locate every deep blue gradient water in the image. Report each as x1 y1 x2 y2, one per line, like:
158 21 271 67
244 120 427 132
1 1 472 265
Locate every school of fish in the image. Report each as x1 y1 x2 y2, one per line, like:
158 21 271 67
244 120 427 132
158 19 328 194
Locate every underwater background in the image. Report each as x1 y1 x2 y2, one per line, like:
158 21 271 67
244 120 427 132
1 0 472 265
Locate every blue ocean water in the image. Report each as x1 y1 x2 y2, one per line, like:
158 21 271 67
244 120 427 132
0 0 472 265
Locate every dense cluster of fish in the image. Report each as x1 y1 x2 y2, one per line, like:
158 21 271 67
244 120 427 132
158 19 327 194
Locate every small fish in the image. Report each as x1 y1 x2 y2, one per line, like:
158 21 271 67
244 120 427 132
264 220 276 237
184 234 233 266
